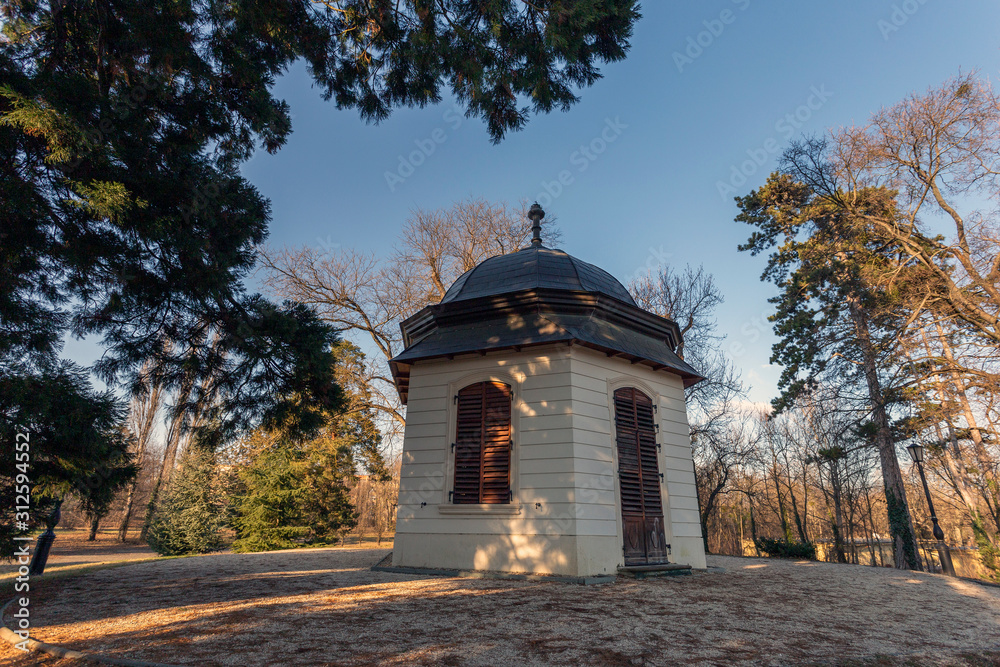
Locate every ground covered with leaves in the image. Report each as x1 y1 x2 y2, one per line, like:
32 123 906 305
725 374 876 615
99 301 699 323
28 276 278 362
2 548 999 666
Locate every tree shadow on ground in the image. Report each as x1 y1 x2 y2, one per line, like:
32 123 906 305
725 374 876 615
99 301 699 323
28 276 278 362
5 552 1000 667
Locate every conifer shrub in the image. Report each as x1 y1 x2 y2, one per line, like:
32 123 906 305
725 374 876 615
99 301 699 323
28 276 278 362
754 537 817 560
230 446 313 553
146 448 228 556
229 431 361 553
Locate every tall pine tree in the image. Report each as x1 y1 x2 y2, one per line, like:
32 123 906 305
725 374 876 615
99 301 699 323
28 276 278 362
736 171 923 570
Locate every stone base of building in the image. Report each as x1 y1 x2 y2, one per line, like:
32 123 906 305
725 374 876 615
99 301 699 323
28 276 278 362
391 531 706 578
392 531 628 578
372 554 616 585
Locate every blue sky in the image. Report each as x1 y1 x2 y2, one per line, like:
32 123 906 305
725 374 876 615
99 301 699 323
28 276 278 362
67 1 1000 403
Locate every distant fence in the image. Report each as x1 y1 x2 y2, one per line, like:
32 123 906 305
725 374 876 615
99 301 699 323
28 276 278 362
739 539 991 580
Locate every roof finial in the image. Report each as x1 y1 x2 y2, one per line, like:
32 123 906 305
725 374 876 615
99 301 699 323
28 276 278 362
528 202 545 247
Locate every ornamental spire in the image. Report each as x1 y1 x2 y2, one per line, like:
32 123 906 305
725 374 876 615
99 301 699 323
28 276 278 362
528 202 545 247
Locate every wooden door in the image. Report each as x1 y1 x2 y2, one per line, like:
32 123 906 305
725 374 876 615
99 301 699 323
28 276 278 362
614 387 669 565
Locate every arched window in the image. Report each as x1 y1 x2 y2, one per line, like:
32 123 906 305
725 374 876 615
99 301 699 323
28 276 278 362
453 381 512 504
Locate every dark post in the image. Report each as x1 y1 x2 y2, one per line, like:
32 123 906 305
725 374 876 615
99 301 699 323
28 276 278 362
906 444 956 577
28 500 61 576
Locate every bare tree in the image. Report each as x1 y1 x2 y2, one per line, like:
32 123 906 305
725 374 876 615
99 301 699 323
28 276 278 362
629 264 745 414
630 264 723 361
259 198 558 440
693 404 759 553
140 337 221 542
765 80 1000 566
117 378 164 541
794 73 1000 354
370 470 399 546
897 318 1000 572
351 460 400 546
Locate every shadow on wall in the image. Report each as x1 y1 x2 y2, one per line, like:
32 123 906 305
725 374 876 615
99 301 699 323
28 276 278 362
472 532 573 574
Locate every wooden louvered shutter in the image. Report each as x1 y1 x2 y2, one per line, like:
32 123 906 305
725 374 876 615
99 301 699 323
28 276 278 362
453 381 511 504
614 387 668 564
614 389 644 523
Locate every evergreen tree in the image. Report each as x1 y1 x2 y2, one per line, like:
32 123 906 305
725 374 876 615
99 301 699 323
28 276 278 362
146 447 228 556
735 170 923 570
230 356 385 553
327 341 391 482
231 443 312 553
231 430 365 552
296 433 361 542
0 361 135 556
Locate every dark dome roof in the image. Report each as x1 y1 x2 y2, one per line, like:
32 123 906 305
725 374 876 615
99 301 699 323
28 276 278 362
441 246 637 306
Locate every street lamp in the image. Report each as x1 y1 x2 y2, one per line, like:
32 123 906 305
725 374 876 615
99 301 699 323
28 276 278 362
906 443 956 576
28 500 61 576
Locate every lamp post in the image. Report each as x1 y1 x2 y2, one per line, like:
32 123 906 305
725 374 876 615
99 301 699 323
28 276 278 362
905 443 956 577
28 500 61 576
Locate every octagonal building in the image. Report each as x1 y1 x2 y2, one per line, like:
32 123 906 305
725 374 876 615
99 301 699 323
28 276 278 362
389 206 706 579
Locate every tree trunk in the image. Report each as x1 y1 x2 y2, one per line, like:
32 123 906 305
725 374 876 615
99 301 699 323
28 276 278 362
88 515 100 541
140 380 194 542
787 479 807 543
845 502 859 564
923 327 999 569
829 461 849 564
801 464 810 542
738 505 745 555
863 487 886 567
934 422 985 524
769 455 792 542
693 457 711 554
861 501 878 566
782 448 808 542
118 382 163 542
849 300 921 570
934 322 1000 536
915 332 984 520
935 322 994 463
118 483 138 542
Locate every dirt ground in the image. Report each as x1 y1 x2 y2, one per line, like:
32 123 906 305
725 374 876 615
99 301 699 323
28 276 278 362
2 547 1000 667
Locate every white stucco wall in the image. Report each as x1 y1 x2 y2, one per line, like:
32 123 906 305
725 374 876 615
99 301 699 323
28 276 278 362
393 343 707 577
